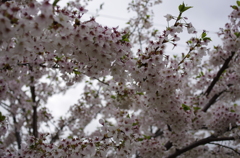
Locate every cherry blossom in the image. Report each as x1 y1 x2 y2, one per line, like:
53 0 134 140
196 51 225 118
0 0 240 158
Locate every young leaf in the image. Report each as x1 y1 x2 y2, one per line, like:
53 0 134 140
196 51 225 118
193 107 201 111
231 5 238 10
152 29 158 36
136 92 144 95
0 112 6 122
53 0 60 6
143 135 151 139
178 3 185 12
234 32 240 38
178 2 193 13
201 32 207 38
132 122 139 126
111 95 116 99
237 1 240 6
203 37 212 41
121 33 130 42
182 104 190 111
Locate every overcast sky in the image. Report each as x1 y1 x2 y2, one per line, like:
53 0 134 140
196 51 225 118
47 0 237 133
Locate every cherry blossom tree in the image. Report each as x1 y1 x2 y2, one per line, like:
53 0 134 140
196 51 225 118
0 0 240 157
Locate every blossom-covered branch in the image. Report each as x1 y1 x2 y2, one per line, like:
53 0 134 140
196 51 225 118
167 135 236 158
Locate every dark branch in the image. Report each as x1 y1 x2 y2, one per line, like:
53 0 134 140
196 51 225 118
164 125 173 150
165 141 173 150
13 115 21 149
202 84 233 112
209 143 240 156
153 128 163 138
204 52 235 96
30 75 38 138
167 135 235 158
202 90 225 112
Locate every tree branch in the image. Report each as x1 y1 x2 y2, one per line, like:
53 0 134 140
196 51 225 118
204 52 235 96
153 128 163 138
30 75 38 138
167 135 235 158
31 86 38 138
165 141 173 150
202 84 233 112
202 90 225 112
12 115 21 149
91 77 109 86
209 143 240 156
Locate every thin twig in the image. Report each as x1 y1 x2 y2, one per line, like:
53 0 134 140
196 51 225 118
92 77 109 86
209 142 240 156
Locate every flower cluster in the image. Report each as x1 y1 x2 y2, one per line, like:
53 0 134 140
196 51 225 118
1 0 240 158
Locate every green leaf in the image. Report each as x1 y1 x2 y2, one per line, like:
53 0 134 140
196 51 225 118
178 3 185 12
137 138 144 141
183 6 193 12
136 92 144 95
143 135 151 139
53 0 60 6
182 104 190 111
201 32 207 38
54 56 62 62
0 112 6 122
230 109 235 112
73 70 81 75
67 135 73 139
237 1 240 6
234 32 240 38
193 107 201 111
203 37 212 41
231 5 238 10
146 15 150 19
121 33 130 42
132 122 139 126
178 2 193 13
152 29 158 36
